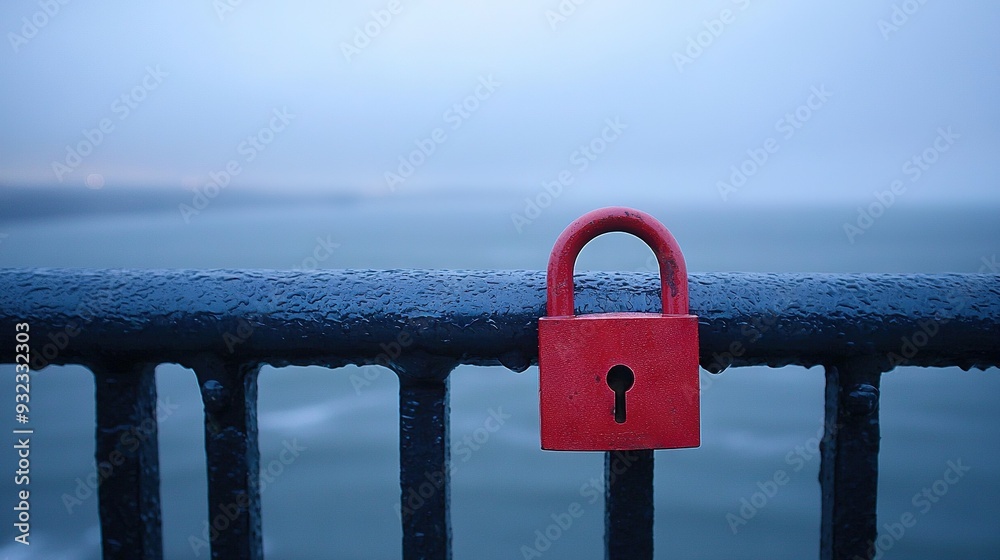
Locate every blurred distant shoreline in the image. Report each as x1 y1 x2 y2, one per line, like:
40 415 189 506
2 184 994 224
0 184 371 223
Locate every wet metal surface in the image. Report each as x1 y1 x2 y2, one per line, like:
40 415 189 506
399 373 453 560
821 358 882 560
605 450 654 560
192 357 263 560
0 269 997 560
91 361 162 560
1 269 997 371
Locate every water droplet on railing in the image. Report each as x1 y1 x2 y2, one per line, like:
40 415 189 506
499 350 530 374
202 379 229 412
846 383 879 417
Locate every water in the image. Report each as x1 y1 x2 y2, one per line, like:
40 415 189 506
0 190 997 559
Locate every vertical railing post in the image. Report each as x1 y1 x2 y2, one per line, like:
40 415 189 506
605 449 654 560
396 356 456 560
193 357 263 560
91 360 163 560
821 357 883 560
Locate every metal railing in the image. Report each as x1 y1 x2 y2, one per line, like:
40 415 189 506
1 269 998 559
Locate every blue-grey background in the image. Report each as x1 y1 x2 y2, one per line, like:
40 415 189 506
1 1 998 559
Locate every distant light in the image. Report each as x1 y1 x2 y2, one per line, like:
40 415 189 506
85 173 105 189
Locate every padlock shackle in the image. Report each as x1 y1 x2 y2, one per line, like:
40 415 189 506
546 207 689 317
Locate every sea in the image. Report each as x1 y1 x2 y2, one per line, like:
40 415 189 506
0 187 997 559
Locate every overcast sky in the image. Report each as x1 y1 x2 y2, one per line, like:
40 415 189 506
1 1 997 205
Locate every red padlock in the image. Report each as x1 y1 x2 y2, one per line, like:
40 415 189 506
538 207 700 451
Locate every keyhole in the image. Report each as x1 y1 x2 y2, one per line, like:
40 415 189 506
606 365 635 424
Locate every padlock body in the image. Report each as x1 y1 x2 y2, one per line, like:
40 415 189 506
538 312 700 451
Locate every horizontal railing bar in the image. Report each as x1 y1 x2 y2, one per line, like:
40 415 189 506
1 270 997 371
